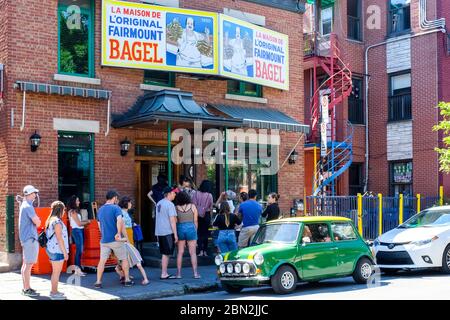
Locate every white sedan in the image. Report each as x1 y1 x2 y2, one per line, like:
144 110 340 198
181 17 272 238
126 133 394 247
373 206 450 274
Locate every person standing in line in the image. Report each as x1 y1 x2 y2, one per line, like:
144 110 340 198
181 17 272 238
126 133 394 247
118 196 134 246
155 186 179 279
147 174 168 207
233 192 248 242
18 185 41 297
179 176 196 199
94 190 133 288
213 201 241 253
192 180 214 257
215 190 236 214
45 201 69 300
237 189 262 248
67 195 90 276
174 191 200 279
262 193 281 222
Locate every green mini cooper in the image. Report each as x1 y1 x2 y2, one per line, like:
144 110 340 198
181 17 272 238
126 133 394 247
215 216 375 294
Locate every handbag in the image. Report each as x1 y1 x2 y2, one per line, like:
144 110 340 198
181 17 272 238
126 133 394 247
38 228 55 248
133 224 144 242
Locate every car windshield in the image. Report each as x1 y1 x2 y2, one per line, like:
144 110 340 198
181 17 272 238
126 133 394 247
399 209 450 228
252 223 300 245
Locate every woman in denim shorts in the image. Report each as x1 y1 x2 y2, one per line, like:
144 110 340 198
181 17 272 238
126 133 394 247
45 201 69 300
175 191 201 279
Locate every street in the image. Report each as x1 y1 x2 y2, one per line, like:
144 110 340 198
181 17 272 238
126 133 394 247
160 270 450 300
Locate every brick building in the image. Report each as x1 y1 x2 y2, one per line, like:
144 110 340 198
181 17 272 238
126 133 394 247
303 0 449 199
0 0 308 264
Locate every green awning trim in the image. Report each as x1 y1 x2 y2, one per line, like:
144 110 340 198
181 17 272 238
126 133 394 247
306 0 335 8
15 81 111 99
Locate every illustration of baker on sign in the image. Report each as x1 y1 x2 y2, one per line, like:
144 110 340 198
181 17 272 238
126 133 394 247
166 14 214 69
223 21 253 77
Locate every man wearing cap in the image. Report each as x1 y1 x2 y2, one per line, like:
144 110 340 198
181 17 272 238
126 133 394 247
19 185 41 297
155 186 179 279
94 190 132 288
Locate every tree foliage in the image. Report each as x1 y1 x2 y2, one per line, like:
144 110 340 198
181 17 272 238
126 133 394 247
433 102 450 173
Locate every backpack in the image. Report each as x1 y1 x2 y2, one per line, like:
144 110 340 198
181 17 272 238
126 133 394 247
133 224 144 242
38 221 56 248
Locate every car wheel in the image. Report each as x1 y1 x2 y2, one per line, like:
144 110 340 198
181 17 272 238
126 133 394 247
380 268 400 276
353 257 374 284
271 265 298 294
222 283 243 294
442 244 450 274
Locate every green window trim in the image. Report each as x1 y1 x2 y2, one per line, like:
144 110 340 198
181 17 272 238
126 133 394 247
227 80 263 98
143 70 176 87
57 0 95 78
58 131 95 203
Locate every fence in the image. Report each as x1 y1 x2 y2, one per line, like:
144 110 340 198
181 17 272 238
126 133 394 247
306 188 444 240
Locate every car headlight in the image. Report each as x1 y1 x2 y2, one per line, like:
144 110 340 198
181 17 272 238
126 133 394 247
226 263 234 274
234 263 242 274
215 254 223 266
412 236 439 246
253 252 264 265
373 239 380 247
219 264 226 274
242 263 250 274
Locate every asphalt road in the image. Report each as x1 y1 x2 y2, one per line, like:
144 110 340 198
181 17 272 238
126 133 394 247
160 269 450 300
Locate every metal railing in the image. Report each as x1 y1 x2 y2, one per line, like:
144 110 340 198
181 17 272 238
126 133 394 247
303 32 331 57
388 93 412 121
347 15 361 41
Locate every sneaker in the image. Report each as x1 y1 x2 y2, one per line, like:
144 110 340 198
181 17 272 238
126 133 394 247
22 289 39 297
49 292 66 300
124 280 134 287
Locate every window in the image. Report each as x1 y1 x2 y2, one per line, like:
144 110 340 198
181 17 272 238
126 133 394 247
331 223 357 241
143 70 175 87
320 7 333 36
349 163 363 195
302 223 331 243
227 80 262 97
389 0 411 35
390 161 413 196
347 0 361 41
252 223 300 245
58 0 94 77
348 78 364 124
389 72 411 121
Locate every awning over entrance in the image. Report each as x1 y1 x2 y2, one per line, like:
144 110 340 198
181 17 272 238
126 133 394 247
209 105 310 134
112 90 242 128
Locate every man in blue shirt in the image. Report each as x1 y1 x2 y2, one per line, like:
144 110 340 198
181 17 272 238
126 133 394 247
19 185 41 297
237 189 262 248
94 190 132 288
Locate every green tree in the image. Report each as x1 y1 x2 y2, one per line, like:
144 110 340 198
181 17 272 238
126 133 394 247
433 102 450 173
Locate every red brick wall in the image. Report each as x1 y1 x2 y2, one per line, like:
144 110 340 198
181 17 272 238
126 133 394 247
1 0 304 250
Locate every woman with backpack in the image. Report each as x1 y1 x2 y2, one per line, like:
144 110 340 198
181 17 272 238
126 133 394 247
192 180 213 257
45 201 69 300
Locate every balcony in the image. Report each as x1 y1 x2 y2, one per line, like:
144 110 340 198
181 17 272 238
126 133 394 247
388 93 412 122
303 32 331 58
348 98 364 124
347 16 361 41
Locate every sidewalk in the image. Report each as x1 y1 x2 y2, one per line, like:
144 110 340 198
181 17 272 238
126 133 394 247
0 265 220 300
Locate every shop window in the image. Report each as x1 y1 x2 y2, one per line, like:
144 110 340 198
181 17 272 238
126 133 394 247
227 80 262 97
389 0 411 36
320 6 333 36
348 78 364 124
143 70 176 87
347 0 361 41
58 0 94 77
349 163 363 195
389 72 411 121
390 161 413 196
58 132 94 204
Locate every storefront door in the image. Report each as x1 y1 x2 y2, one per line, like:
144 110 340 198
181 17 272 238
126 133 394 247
58 132 94 206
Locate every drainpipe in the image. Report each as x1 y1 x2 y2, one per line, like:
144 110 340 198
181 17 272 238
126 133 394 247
105 97 111 136
20 89 26 131
363 28 446 192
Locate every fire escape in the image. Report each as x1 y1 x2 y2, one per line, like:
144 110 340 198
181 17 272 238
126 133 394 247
304 32 353 196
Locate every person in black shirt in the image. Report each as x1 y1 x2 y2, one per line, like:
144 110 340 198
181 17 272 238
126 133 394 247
213 201 241 253
262 193 281 222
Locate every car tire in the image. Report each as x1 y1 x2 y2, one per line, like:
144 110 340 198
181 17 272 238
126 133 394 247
222 283 243 294
353 257 374 284
271 265 298 294
380 268 400 276
442 244 450 274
